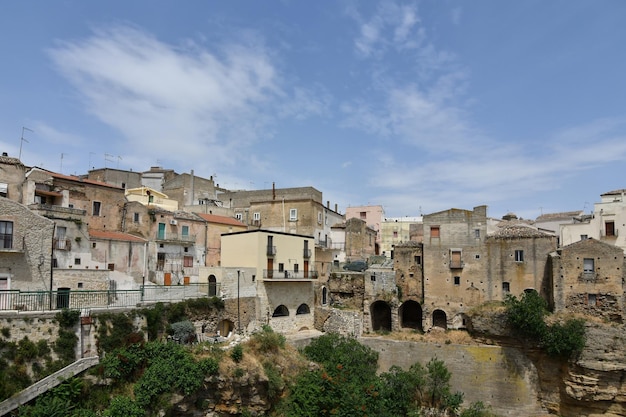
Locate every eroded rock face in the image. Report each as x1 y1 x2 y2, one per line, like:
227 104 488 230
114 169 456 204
469 307 626 416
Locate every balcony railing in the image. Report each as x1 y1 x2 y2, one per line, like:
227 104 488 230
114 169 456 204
449 261 464 269
303 249 312 258
155 233 196 243
266 246 276 256
54 238 72 251
263 269 318 280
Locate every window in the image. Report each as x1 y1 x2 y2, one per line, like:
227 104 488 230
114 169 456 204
74 258 81 265
318 212 323 224
430 226 440 238
454 276 460 285
450 250 463 268
92 201 101 216
588 293 597 306
107 263 115 271
278 263 284 272
235 213 242 221
474 229 480 239
583 258 595 273
580 234 588 240
148 195 154 203
184 246 189 253
133 212 140 223
371 275 376 281
514 250 524 262
183 256 193 267
52 258 58 268
414 255 421 265
393 231 398 238
293 263 299 273
605 221 615 237
181 225 189 237
0 182 7 197
296 304 310 315
253 212 261 221
503 282 510 293
78 282 83 289
289 208 298 221
360 211 367 219
0 221 13 249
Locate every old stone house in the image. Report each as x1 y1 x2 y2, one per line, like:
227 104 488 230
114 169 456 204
195 213 247 268
0 198 54 292
0 153 27 203
550 238 625 322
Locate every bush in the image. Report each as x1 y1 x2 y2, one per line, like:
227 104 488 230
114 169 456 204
250 325 285 353
104 395 143 417
504 291 548 341
170 320 196 344
231 343 243 363
542 318 586 358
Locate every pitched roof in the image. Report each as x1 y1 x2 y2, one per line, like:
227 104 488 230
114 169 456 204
196 213 246 227
89 229 147 242
489 223 554 239
535 211 584 221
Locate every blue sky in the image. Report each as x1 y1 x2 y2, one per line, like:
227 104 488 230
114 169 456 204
1 1 625 220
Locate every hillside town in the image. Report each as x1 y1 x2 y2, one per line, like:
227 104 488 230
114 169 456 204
1 151 625 342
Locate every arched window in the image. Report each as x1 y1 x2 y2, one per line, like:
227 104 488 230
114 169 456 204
296 304 310 315
208 275 217 297
272 305 289 317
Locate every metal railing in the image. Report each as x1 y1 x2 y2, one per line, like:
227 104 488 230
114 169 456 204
263 269 318 279
0 283 222 312
155 233 196 243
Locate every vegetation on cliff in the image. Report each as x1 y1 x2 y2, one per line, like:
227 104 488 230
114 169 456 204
504 291 586 358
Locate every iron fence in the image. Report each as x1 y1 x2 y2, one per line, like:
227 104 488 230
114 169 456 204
0 283 221 312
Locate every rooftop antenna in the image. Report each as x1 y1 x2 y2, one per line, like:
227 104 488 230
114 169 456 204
104 153 116 168
19 127 33 160
116 155 122 169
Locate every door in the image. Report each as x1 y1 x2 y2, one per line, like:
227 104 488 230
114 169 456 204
164 273 172 286
267 258 274 278
158 223 166 239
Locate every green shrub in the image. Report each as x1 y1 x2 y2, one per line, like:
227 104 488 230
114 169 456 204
231 343 243 363
55 309 80 328
263 362 284 400
250 325 285 353
1 327 10 338
542 318 586 358
170 320 196 343
104 395 144 417
504 291 548 340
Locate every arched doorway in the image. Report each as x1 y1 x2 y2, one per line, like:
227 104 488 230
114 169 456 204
432 309 447 329
370 300 392 331
217 319 234 337
208 275 217 297
399 300 422 331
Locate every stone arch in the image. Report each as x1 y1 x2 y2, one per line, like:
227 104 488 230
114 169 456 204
321 286 328 305
296 303 310 315
217 319 234 337
272 304 289 317
452 313 469 330
370 300 392 331
399 300 422 331
432 309 448 329
208 275 217 297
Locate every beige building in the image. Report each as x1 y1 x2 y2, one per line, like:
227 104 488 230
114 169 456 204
219 229 316 334
0 153 27 203
87 167 143 190
380 216 422 258
125 186 179 211
196 213 247 267
560 189 626 253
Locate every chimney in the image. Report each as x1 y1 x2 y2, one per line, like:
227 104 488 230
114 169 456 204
327 200 330 208
335 203 338 212
272 182 276 200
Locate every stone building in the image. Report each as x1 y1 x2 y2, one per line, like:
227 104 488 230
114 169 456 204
550 237 625 322
87 167 143 190
485 221 557 302
0 153 27 203
380 216 422 258
196 213 247 267
345 204 384 254
0 198 54 292
392 241 424 305
88 230 148 288
163 170 217 209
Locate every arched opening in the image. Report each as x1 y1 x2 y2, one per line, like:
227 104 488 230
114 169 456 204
399 300 422 331
432 309 448 329
524 288 538 294
370 300 392 332
272 305 289 317
321 287 328 305
208 275 217 297
217 319 234 337
452 313 469 330
296 303 310 315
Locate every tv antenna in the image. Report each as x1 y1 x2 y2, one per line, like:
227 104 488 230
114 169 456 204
19 127 33 160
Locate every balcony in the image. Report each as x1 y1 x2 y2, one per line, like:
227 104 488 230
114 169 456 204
266 245 276 257
54 238 72 251
155 233 196 243
263 269 318 280
449 261 464 269
303 249 312 258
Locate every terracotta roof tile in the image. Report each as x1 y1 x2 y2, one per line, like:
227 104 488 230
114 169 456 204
196 213 246 227
89 229 146 242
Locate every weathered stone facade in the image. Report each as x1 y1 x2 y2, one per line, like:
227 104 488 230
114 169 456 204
0 198 54 291
551 237 625 321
